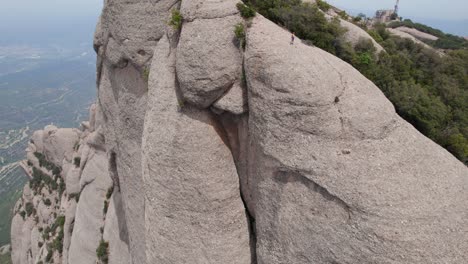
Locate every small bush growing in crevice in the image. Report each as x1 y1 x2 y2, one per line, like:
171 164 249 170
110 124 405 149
142 68 150 82
45 247 53 262
69 192 80 202
103 200 109 216
234 23 246 50
106 186 114 200
25 202 34 216
169 9 183 30
96 240 109 264
237 2 256 19
73 157 81 167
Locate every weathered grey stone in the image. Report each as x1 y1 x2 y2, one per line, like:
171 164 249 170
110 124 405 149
142 34 251 263
340 18 384 53
68 151 113 264
103 191 130 264
388 28 444 56
65 167 81 195
86 127 106 150
42 126 80 166
245 15 468 264
180 0 239 21
213 82 248 115
96 0 179 68
395 26 439 40
88 104 97 132
10 214 24 264
30 130 44 153
97 60 147 264
62 199 77 264
177 14 243 108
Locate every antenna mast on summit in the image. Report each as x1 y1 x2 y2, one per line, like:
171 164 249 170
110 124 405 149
394 0 400 14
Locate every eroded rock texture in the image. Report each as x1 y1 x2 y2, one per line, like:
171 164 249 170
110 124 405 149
11 1 468 264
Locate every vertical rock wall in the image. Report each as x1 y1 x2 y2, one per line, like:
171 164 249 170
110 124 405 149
11 1 468 264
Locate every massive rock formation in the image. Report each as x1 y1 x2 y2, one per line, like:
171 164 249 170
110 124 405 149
11 0 468 264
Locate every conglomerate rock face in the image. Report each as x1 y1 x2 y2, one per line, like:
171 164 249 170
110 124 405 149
11 1 468 264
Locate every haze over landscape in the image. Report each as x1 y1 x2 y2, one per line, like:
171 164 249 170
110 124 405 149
0 0 102 248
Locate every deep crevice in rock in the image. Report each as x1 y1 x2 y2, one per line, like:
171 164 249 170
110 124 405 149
212 112 258 264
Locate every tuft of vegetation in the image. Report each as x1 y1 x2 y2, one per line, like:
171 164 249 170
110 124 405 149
25 202 34 217
338 10 348 20
44 198 51 206
45 247 53 262
234 23 246 50
316 0 331 12
106 186 114 200
68 192 80 202
73 157 81 167
237 2 256 19
169 9 183 30
96 240 109 264
103 200 109 216
19 211 26 220
143 68 150 82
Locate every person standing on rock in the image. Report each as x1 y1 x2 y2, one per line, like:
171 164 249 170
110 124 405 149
291 32 295 45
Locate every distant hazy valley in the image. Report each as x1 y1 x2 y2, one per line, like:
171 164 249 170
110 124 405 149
0 36 96 246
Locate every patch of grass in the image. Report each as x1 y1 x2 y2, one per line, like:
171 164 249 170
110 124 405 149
106 186 113 200
237 2 256 19
142 68 150 82
96 239 109 264
169 9 183 30
234 23 246 50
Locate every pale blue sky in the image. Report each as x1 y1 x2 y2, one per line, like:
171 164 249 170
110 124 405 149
0 0 103 19
327 0 468 20
0 0 466 39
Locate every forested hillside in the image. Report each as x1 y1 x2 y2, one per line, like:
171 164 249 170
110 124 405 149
244 0 468 164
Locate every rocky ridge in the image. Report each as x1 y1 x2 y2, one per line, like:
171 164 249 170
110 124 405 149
11 0 468 264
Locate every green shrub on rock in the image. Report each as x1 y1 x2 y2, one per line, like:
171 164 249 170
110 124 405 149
169 9 183 30
96 240 109 264
237 2 256 19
